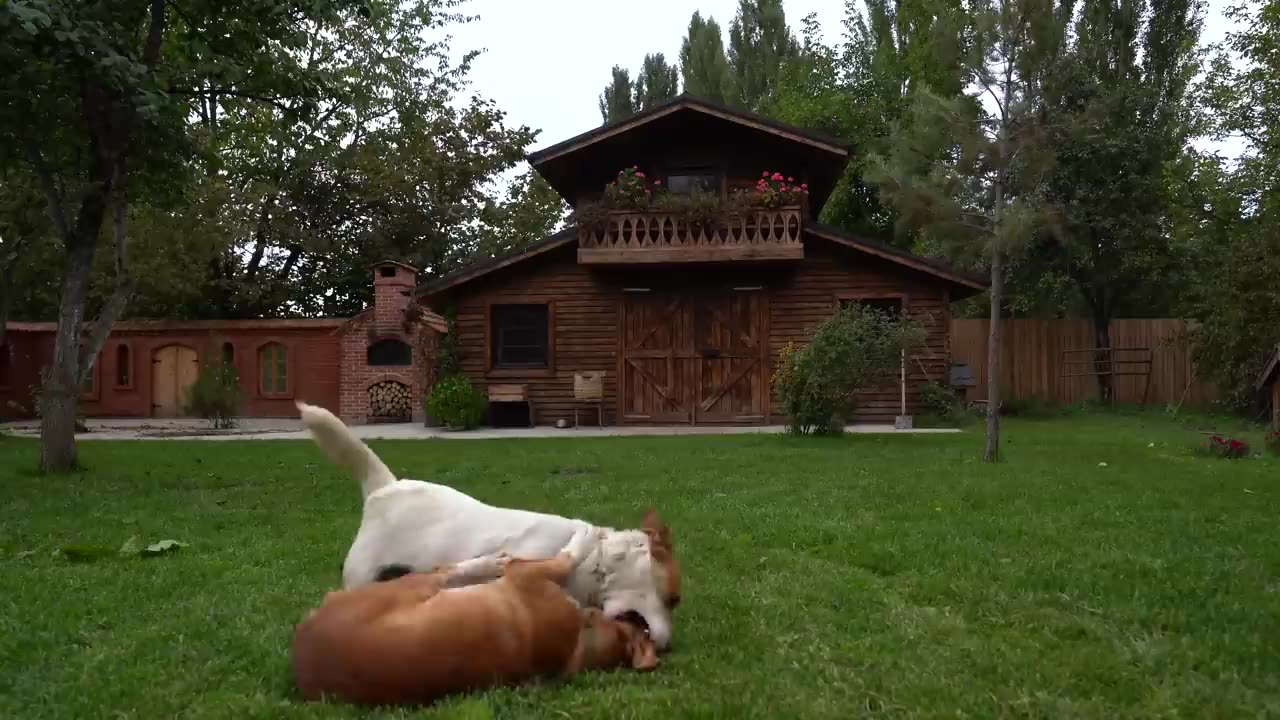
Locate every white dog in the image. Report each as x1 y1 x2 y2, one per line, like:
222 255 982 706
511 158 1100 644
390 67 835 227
296 401 682 650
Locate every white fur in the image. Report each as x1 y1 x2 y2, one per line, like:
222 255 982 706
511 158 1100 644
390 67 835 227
296 401 674 649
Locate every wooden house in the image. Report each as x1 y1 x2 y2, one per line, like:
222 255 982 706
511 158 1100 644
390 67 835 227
418 96 986 425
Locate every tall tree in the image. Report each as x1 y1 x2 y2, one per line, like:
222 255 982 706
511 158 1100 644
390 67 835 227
680 12 733 104
0 0 362 471
727 0 801 110
472 171 569 262
599 66 639 123
634 53 680 109
1180 0 1280 409
871 0 1069 462
1029 0 1205 401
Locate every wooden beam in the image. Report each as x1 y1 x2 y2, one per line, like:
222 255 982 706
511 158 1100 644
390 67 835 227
578 245 804 265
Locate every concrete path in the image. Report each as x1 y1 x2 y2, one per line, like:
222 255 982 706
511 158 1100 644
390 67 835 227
1 417 959 441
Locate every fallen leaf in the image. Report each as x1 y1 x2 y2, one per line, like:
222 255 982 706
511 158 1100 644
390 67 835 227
141 539 187 556
1244 488 1256 495
119 535 141 555
1098 462 1108 468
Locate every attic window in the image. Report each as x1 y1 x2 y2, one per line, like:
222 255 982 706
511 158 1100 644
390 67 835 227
379 266 397 278
666 170 718 195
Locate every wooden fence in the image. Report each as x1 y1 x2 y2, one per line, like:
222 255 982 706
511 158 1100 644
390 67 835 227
949 319 1216 406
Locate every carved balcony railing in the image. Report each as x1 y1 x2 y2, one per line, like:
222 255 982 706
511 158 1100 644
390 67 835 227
576 206 804 264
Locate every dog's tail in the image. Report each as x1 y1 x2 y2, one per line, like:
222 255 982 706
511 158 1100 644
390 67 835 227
296 401 397 500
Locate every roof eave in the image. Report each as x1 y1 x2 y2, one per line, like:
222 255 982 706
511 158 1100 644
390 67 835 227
806 224 988 296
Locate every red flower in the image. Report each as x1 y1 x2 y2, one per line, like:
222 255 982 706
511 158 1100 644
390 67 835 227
772 172 784 181
635 172 646 178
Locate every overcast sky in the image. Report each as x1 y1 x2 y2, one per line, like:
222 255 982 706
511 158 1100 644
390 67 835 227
447 0 1246 166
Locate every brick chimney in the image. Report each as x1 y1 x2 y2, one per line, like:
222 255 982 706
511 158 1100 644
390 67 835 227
371 261 417 333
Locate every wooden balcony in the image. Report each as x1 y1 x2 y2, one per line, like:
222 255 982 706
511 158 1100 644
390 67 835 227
577 206 804 264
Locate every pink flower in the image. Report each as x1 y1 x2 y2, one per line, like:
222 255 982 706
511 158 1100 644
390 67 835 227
762 171 770 177
772 172 784 181
787 176 794 182
636 172 646 178
654 179 661 185
800 183 808 189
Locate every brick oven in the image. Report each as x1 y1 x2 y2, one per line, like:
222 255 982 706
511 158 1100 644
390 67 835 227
336 261 444 425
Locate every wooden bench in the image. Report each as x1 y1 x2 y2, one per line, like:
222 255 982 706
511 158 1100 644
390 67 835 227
488 384 535 427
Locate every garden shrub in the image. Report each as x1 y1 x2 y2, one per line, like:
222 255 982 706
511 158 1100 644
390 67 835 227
425 375 487 430
184 362 241 430
773 304 927 435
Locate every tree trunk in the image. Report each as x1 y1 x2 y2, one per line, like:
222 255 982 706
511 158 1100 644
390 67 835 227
1093 315 1113 403
984 247 1004 463
39 237 98 473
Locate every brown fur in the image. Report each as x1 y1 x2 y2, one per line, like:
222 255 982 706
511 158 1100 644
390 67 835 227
292 552 658 706
642 508 682 613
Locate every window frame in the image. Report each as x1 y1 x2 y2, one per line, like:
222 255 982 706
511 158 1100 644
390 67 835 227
114 342 134 390
663 166 722 198
80 354 101 401
485 299 555 377
834 291 909 319
256 340 293 399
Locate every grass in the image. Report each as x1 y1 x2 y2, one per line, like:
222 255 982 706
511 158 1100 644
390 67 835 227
2 412 1279 719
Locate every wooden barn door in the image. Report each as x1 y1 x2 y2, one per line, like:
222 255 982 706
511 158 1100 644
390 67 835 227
152 345 198 417
620 294 694 423
693 289 769 423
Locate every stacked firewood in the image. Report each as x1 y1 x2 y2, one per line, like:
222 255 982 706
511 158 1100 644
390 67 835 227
369 381 411 418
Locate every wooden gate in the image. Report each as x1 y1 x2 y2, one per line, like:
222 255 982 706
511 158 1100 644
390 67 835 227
620 289 769 424
693 290 769 423
620 294 694 422
152 345 198 417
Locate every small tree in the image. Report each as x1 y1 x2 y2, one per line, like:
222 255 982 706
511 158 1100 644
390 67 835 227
184 361 241 430
773 304 927 435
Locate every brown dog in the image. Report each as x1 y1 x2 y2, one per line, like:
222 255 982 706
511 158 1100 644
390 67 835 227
292 534 659 706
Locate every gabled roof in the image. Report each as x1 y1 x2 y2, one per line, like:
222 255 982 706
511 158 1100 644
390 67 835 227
417 227 578 297
806 223 988 297
527 94 850 165
527 95 852 213
417 223 987 299
1258 345 1280 389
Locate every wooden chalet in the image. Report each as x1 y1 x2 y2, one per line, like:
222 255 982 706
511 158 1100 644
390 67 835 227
419 95 986 425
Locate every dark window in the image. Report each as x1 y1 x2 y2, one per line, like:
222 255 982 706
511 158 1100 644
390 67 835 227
841 297 903 318
379 266 397 278
116 345 130 387
491 304 549 368
222 342 235 365
367 338 413 367
259 343 288 395
666 170 719 196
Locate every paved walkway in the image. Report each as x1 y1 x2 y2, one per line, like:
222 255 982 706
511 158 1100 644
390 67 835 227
1 417 958 441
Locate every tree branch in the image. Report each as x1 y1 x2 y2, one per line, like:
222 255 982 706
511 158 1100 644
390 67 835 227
143 0 166 67
78 183 137 383
22 140 70 240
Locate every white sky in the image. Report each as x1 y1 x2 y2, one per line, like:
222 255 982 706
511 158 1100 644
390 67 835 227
447 0 1247 168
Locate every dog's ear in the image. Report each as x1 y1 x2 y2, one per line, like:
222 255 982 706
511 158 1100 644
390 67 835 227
628 632 660 671
641 508 672 551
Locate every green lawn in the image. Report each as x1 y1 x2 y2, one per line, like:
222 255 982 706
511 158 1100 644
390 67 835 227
2 413 1279 719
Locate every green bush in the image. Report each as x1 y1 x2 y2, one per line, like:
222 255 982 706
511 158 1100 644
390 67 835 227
425 375 487 430
184 362 241 430
773 304 928 435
